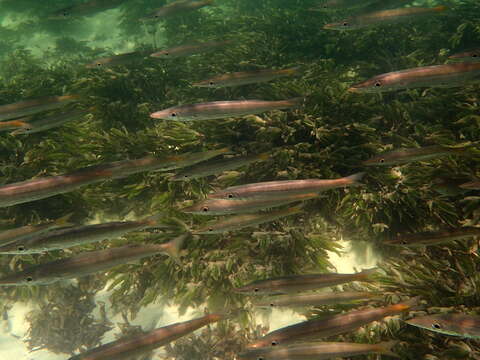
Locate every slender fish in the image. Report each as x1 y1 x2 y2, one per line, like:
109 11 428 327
85 51 146 69
0 214 74 246
171 153 270 181
150 40 231 59
49 0 126 19
310 0 378 12
0 148 229 208
247 299 415 348
11 109 90 135
99 147 231 179
235 268 377 295
349 62 480 93
193 205 303 234
192 67 301 88
151 98 301 121
449 49 480 63
406 314 480 339
0 235 185 286
207 172 364 200
0 120 32 132
362 144 476 166
0 216 164 254
254 291 379 309
386 227 480 247
324 6 447 30
239 340 399 359
0 95 80 122
0 168 113 208
68 313 223 360
460 180 480 190
141 0 213 21
182 192 320 215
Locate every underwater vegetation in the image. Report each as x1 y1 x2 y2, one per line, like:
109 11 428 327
0 0 479 359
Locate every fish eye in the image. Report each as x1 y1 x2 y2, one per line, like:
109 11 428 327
227 193 234 199
432 323 442 329
183 175 188 178
473 53 478 58
270 303 275 307
254 288 259 292
202 206 209 212
401 239 408 244
209 81 214 86
342 22 349 26
26 276 33 282
257 357 264 360
374 81 382 87
171 112 177 117
271 341 278 346
164 52 169 56
379 158 385 163
96 63 102 67
17 245 25 252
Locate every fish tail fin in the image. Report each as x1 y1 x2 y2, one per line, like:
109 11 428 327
345 172 366 186
448 141 480 155
143 214 165 227
62 94 81 101
279 66 304 76
286 204 305 214
387 296 420 314
54 213 75 228
218 147 233 154
356 267 378 281
8 120 33 129
255 152 271 161
160 233 187 261
376 340 400 358
434 5 448 12
286 97 305 108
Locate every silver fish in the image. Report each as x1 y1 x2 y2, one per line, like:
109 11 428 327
235 268 377 295
171 153 269 181
0 235 185 286
140 0 213 21
182 192 320 215
247 299 415 348
208 172 364 200
239 340 399 359
0 216 163 254
11 109 90 135
0 213 74 246
193 204 302 234
192 67 301 88
254 291 379 309
150 40 231 59
151 98 301 121
406 313 480 339
0 95 80 122
349 62 480 93
68 313 223 360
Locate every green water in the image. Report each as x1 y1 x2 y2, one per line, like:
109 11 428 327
0 0 479 359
